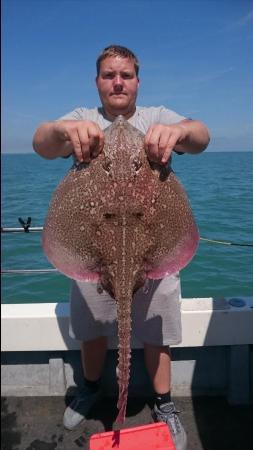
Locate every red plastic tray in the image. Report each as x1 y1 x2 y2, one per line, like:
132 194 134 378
89 422 176 450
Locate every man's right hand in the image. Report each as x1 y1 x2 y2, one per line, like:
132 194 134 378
54 120 104 163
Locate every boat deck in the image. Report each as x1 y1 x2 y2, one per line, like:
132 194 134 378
2 395 253 450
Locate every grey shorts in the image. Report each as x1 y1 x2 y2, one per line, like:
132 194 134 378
69 274 182 346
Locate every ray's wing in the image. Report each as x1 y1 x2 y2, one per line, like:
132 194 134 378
145 170 199 279
42 159 108 281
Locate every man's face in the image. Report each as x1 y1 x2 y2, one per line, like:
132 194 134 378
96 56 139 118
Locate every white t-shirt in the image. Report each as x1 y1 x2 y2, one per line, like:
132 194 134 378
59 105 186 133
59 105 186 160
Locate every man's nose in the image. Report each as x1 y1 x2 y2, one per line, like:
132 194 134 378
113 75 123 89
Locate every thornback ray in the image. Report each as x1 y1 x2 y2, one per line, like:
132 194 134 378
42 115 199 423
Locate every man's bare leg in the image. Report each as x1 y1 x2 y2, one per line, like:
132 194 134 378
144 343 171 393
81 336 108 381
63 336 108 430
144 343 187 449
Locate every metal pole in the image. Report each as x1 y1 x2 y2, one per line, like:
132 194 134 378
1 227 43 233
1 269 58 274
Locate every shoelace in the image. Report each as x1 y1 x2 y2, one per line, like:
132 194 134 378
157 404 182 435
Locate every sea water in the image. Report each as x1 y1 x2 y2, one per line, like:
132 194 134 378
1 151 253 303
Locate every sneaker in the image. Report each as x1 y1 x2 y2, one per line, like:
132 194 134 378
151 402 187 450
63 385 102 430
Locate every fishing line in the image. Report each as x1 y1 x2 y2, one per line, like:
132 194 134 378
199 237 253 247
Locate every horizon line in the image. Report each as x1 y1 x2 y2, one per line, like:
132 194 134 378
2 149 253 155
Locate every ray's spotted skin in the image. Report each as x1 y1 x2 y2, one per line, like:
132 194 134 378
42 116 199 423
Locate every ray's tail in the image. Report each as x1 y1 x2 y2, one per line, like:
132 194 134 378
115 296 132 423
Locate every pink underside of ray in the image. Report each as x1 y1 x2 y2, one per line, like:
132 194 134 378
42 237 100 282
57 264 100 282
147 229 199 279
43 227 199 283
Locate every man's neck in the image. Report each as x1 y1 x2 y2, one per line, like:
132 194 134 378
101 107 136 122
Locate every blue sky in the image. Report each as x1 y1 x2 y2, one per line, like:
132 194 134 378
2 0 253 153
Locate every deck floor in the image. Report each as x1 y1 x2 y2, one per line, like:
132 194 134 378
1 395 253 450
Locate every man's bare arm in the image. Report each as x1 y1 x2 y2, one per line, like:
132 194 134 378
144 119 210 164
174 119 210 154
33 120 104 162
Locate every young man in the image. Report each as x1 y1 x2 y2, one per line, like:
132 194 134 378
33 45 210 450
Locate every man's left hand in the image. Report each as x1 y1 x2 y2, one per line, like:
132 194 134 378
144 123 187 164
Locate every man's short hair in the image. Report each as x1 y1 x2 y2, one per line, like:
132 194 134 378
96 45 139 76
